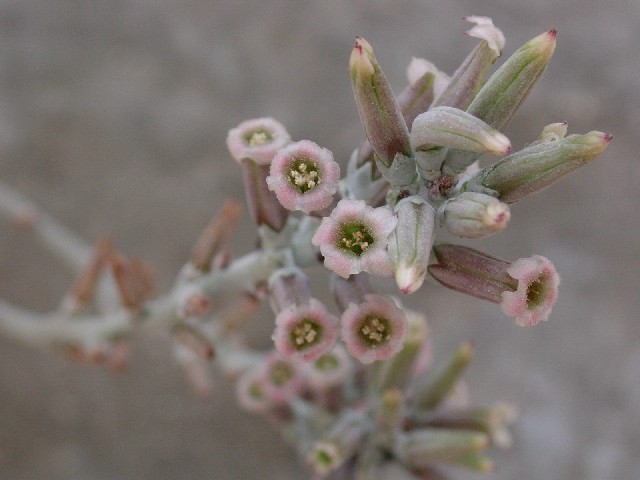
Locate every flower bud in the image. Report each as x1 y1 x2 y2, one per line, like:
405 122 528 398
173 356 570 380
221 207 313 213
397 70 436 133
411 106 511 156
413 342 474 411
373 309 429 391
388 196 436 294
536 121 568 143
440 29 557 175
330 273 374 311
440 192 510 238
394 428 489 468
467 29 557 131
350 37 412 169
433 16 504 110
307 410 370 475
268 267 312 313
375 388 405 431
406 57 449 103
474 131 612 203
426 402 519 449
226 117 290 165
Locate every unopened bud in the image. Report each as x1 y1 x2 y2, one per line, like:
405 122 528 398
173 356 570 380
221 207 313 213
394 428 489 468
440 29 557 175
440 192 510 238
308 410 370 475
411 106 511 156
350 37 412 170
406 57 450 102
434 16 504 110
268 267 312 313
413 342 474 411
373 309 429 391
475 131 612 203
536 121 568 143
467 29 557 131
388 196 436 294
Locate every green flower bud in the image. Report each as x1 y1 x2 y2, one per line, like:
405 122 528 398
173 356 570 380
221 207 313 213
441 29 557 175
467 29 557 130
411 106 511 156
440 192 510 238
475 131 612 203
434 16 505 110
350 37 412 170
388 196 436 294
413 342 474 411
394 428 489 468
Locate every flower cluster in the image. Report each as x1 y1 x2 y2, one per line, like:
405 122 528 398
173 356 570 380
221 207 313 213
219 14 611 478
0 14 611 480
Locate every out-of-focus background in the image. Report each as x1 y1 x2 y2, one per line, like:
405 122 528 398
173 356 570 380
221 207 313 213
0 1 638 479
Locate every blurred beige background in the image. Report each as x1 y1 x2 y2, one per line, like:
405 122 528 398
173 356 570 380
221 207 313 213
0 1 638 479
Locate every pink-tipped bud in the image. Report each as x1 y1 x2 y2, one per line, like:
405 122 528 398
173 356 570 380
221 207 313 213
350 37 412 170
411 106 511 156
440 192 510 238
388 196 436 294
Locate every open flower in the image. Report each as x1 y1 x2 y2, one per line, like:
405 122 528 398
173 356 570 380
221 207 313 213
226 117 291 165
428 245 561 327
312 199 397 278
303 344 354 391
500 255 560 327
272 298 339 362
235 367 272 414
261 352 304 403
341 294 408 364
266 140 340 213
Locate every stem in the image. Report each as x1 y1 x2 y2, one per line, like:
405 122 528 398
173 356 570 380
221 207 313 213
0 181 92 271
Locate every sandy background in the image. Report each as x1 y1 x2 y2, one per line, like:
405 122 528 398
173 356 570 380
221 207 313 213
0 1 638 479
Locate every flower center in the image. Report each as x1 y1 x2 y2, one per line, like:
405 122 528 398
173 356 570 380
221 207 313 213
315 353 339 372
244 128 274 146
358 315 391 347
248 381 265 400
288 158 320 193
526 275 547 309
290 319 323 350
269 361 294 386
337 222 375 256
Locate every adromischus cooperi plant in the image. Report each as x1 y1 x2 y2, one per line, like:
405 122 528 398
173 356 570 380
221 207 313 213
0 15 611 479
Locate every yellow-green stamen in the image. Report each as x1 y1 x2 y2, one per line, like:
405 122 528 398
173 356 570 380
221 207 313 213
337 222 375 256
288 158 320 193
290 319 323 350
358 315 391 347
